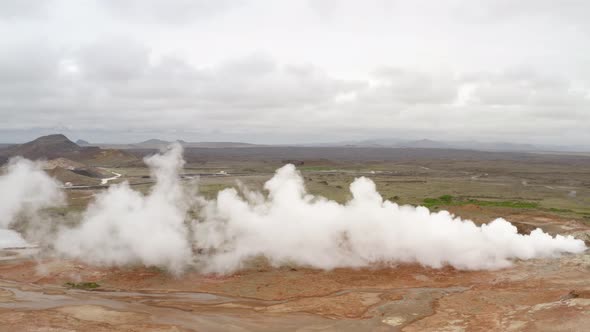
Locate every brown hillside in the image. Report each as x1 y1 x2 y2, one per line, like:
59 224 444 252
79 149 141 167
44 157 87 170
46 167 100 186
0 134 140 167
6 134 81 159
45 158 112 178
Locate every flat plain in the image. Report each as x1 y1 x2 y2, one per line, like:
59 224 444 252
1 146 590 331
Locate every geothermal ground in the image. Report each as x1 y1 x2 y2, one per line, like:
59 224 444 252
1 145 590 331
1 215 589 332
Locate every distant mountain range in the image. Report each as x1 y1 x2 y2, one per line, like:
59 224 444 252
303 138 589 152
89 138 263 149
136 138 262 148
84 137 542 152
358 139 538 152
2 135 589 158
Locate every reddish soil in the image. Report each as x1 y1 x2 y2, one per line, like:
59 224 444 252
1 212 588 331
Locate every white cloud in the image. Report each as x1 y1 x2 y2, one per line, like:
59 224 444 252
361 67 459 105
99 0 242 24
0 0 589 145
0 0 53 20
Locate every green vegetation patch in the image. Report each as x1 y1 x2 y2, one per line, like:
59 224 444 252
422 195 539 209
299 166 339 171
548 207 574 213
64 282 100 290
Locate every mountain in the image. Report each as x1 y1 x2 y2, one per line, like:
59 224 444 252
76 139 90 146
181 141 261 148
450 141 538 152
133 139 172 149
321 138 451 149
130 139 261 149
138 138 171 145
5 134 82 159
398 139 451 149
0 134 140 167
308 138 546 152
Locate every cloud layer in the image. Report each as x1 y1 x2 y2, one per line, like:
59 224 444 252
0 0 589 144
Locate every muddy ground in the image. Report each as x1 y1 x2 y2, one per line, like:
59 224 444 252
1 211 589 332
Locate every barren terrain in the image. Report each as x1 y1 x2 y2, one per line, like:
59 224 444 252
1 144 589 331
1 218 589 332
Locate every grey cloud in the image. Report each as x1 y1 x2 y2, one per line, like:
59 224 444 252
467 68 590 109
100 0 242 24
77 37 150 81
0 39 362 132
359 67 459 105
1 1 590 145
448 0 590 25
0 41 64 107
0 0 53 19
307 0 339 17
74 45 360 109
2 37 588 145
197 54 362 108
0 42 60 82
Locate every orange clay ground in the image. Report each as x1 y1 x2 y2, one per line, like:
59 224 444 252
1 211 589 332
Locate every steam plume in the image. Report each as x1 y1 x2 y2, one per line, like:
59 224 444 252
53 144 192 274
194 164 586 273
0 158 64 248
0 146 586 273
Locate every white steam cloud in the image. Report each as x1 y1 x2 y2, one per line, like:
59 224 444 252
0 158 64 248
0 229 27 248
0 145 586 273
54 144 193 274
194 164 586 273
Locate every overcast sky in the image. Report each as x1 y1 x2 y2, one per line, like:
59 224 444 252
0 0 589 145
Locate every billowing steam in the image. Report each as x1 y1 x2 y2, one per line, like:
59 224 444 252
0 229 27 248
193 164 585 273
54 144 193 274
0 158 64 247
0 145 586 273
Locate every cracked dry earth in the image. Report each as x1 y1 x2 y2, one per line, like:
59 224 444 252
0 216 589 331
